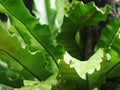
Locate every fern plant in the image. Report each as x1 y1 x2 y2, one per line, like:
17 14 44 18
0 0 120 90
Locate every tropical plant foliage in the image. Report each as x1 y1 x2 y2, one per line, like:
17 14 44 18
0 0 120 90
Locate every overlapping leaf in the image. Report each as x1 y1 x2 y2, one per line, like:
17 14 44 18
88 49 120 89
59 48 104 90
59 47 120 90
0 26 57 81
0 0 63 62
57 1 110 59
0 0 65 81
88 30 120 89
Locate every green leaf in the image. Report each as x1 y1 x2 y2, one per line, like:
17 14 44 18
0 51 35 88
0 72 23 88
0 83 13 90
15 80 51 90
57 1 110 59
86 29 120 89
15 73 58 90
95 16 120 51
59 60 88 90
88 49 120 89
0 0 64 62
106 34 120 79
111 33 120 54
0 26 56 80
0 0 65 81
0 0 120 90
58 48 104 90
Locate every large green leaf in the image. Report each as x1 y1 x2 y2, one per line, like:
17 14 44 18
57 1 110 59
58 48 104 90
0 0 64 62
59 47 120 90
95 16 120 51
0 26 56 81
88 33 120 89
0 0 66 81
